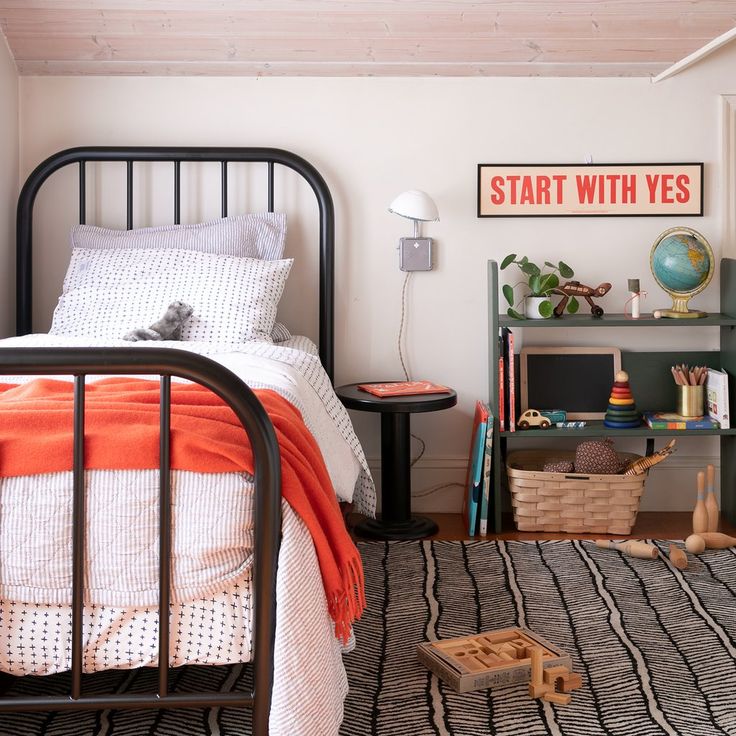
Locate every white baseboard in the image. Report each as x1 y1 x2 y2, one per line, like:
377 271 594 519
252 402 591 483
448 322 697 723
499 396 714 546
365 454 719 514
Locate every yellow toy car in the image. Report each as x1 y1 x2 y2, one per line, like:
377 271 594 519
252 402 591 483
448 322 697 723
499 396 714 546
517 409 552 430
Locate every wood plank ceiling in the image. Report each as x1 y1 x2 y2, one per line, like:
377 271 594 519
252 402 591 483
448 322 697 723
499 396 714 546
1 1 735 78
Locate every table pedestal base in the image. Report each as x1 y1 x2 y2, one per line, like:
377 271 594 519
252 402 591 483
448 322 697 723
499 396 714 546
354 514 438 541
334 385 457 541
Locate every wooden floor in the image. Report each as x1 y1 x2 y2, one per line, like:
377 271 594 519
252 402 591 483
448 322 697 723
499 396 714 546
351 512 736 542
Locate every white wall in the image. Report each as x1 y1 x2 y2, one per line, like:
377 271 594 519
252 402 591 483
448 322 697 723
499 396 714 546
0 33 18 338
17 41 736 512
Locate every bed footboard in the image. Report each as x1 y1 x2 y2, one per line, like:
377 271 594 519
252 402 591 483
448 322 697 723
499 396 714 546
0 346 282 736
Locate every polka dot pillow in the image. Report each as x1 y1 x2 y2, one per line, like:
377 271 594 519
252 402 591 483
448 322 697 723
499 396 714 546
50 248 293 343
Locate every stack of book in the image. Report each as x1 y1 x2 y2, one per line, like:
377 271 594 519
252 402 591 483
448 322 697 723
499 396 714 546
464 401 494 537
498 327 516 432
642 411 719 430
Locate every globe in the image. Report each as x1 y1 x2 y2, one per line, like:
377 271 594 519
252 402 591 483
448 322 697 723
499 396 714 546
650 227 713 318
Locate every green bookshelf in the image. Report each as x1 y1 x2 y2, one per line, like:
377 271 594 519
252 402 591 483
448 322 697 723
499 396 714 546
487 257 736 535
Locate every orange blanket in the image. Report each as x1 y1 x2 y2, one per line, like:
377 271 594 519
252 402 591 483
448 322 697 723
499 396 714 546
0 377 364 642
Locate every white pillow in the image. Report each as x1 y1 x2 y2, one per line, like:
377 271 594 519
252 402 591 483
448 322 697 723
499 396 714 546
67 214 291 341
71 212 286 262
50 248 293 343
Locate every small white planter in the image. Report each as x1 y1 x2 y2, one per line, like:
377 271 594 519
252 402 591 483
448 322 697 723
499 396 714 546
524 296 554 319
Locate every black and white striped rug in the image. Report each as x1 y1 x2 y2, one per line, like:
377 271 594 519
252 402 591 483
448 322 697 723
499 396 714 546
341 540 736 736
3 540 736 735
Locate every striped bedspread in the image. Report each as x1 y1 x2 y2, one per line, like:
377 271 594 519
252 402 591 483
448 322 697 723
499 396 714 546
0 333 374 736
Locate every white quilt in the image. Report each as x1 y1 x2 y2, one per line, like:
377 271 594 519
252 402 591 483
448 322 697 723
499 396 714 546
0 333 373 736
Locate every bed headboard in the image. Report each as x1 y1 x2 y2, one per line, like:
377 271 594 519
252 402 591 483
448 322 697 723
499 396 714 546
16 146 336 381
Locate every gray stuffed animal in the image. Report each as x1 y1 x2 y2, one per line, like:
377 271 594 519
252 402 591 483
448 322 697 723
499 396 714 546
123 300 193 341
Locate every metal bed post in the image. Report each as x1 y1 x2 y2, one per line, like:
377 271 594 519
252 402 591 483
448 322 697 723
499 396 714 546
79 161 86 225
174 160 181 225
126 161 134 230
221 161 228 217
267 162 274 213
158 374 172 698
71 375 86 700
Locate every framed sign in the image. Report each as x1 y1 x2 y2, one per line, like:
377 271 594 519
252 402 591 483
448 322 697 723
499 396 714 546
477 163 703 217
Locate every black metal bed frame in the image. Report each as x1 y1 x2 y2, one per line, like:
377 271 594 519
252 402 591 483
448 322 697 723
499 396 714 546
0 146 337 735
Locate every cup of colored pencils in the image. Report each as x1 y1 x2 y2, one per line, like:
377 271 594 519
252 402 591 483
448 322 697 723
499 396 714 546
671 364 706 417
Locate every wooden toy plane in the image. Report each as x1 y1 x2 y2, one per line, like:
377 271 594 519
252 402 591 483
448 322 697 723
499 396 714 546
553 280 612 317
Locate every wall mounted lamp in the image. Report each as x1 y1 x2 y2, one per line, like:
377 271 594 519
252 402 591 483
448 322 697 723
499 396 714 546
388 190 439 271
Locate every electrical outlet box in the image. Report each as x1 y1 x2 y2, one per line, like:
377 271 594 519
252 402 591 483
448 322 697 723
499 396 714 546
399 237 433 271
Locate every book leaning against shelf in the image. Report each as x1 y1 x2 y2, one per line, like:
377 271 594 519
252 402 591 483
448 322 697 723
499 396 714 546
706 368 730 429
464 401 494 537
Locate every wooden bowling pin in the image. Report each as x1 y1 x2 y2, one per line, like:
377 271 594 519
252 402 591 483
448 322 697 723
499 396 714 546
685 534 705 554
705 464 720 532
699 532 736 549
692 471 708 534
667 544 688 570
595 539 659 559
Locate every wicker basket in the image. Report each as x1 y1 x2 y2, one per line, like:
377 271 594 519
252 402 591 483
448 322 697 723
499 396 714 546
506 449 647 535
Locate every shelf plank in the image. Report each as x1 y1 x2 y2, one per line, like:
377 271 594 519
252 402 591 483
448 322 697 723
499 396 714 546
502 423 736 438
499 313 736 327
503 429 736 437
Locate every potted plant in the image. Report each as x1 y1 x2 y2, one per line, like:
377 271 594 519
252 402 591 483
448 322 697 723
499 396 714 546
500 254 577 319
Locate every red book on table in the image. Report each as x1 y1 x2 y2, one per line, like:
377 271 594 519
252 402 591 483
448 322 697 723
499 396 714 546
357 381 451 398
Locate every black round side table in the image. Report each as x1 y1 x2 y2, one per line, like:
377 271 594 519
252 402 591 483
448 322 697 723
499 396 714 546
336 383 457 540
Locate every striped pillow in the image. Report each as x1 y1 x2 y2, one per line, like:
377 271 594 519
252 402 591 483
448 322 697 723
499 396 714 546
70 212 286 261
270 321 292 342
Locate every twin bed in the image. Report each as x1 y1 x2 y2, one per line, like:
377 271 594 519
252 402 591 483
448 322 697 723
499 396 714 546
0 147 374 736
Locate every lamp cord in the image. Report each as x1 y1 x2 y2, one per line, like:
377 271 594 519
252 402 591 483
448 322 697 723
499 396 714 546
397 270 426 467
398 271 412 382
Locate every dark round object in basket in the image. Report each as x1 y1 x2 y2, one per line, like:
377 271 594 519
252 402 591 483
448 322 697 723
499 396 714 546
543 459 575 473
574 438 622 474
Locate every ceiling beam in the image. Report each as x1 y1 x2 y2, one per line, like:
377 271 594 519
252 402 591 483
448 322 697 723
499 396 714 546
652 24 736 82
15 59 668 77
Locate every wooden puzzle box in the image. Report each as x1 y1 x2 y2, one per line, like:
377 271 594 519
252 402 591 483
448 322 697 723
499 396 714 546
417 627 572 693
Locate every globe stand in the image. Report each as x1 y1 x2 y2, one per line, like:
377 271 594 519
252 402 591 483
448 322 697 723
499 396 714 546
656 309 708 319
657 294 708 319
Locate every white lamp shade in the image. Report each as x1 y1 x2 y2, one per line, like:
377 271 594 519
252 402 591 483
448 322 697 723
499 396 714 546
388 190 439 222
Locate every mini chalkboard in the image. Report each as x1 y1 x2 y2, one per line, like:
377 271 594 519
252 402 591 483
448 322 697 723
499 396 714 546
520 347 621 420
